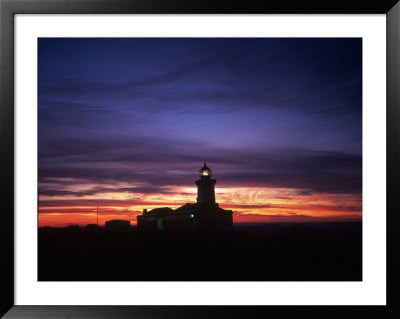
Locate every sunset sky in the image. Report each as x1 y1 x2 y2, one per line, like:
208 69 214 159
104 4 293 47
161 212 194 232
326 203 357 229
38 38 362 227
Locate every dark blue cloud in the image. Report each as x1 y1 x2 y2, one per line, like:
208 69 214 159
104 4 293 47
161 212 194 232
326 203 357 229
38 38 362 197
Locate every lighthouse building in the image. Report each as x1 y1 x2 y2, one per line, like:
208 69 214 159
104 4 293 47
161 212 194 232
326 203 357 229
137 164 233 231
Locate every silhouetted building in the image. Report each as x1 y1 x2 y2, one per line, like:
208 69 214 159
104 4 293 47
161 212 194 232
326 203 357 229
137 163 233 231
105 219 130 230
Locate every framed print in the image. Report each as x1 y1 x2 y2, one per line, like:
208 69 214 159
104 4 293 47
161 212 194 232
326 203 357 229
1 0 400 318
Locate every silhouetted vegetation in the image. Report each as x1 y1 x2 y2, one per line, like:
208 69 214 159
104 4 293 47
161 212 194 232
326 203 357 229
85 224 101 231
67 224 80 230
38 222 362 281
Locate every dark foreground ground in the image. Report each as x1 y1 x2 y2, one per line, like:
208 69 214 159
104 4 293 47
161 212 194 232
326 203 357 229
38 222 362 281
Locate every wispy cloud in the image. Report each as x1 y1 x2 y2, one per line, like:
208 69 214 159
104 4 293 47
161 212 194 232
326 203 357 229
38 38 362 226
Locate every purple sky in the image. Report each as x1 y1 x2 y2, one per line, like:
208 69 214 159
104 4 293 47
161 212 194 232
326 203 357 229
38 38 362 215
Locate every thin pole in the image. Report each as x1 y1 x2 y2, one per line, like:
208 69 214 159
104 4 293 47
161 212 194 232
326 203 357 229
97 206 99 225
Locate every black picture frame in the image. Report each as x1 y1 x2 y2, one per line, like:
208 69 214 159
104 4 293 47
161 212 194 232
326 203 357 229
1 0 399 318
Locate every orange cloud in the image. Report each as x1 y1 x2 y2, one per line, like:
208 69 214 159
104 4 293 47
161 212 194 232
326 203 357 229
38 186 361 227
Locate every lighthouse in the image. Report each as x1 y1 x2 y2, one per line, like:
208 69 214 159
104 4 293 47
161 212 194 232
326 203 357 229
137 163 233 231
195 163 216 205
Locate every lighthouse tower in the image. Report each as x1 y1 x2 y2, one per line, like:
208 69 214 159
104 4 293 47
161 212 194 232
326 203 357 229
195 163 216 205
138 162 233 231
